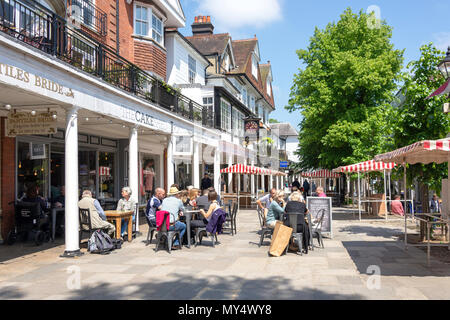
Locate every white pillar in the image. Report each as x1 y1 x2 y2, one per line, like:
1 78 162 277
193 141 200 188
167 135 175 188
276 175 280 190
269 174 274 190
62 107 81 257
129 127 139 231
227 153 233 193
243 158 248 192
214 147 220 194
251 159 255 197
262 173 266 192
159 153 164 190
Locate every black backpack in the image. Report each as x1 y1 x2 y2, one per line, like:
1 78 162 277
88 230 115 254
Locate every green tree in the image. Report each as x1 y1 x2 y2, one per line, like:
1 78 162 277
286 8 403 170
269 119 280 124
391 44 450 211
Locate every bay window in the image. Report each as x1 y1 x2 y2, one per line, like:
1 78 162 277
220 99 231 132
134 3 164 45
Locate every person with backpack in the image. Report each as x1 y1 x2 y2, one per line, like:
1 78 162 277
78 190 115 237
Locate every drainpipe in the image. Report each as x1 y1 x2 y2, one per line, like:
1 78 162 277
116 0 120 55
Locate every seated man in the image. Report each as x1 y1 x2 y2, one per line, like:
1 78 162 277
146 187 165 227
78 190 115 237
256 188 277 219
196 189 211 211
161 187 187 249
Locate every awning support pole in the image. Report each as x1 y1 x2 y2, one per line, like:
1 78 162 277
404 162 408 251
358 171 361 221
384 169 388 221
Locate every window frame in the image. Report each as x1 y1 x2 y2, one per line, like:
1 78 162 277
220 98 232 133
133 2 164 46
188 54 196 84
252 54 258 79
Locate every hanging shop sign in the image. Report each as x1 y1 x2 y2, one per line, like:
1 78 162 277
6 111 57 137
244 117 260 142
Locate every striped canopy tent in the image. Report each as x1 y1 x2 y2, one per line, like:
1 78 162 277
333 160 397 221
374 138 450 165
333 160 396 173
301 169 341 178
374 138 450 262
427 79 450 99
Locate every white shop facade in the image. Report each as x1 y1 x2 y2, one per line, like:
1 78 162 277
0 33 221 255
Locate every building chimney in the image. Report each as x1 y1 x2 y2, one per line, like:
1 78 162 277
192 15 214 35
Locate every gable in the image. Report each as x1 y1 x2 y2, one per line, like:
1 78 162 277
166 0 185 20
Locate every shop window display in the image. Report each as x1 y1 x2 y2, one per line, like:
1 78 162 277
142 158 155 202
99 152 115 199
17 141 50 200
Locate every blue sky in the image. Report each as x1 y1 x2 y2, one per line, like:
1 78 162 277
179 0 450 131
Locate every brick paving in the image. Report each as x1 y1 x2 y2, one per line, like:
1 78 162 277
0 207 449 300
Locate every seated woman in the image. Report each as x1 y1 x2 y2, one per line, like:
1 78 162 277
116 186 137 240
188 188 199 208
193 190 220 228
266 191 286 229
21 183 49 215
283 192 310 253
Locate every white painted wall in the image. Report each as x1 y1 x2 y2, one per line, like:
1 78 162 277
166 33 208 87
286 136 299 162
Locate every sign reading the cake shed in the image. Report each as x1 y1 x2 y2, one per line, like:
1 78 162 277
6 111 57 137
306 197 333 238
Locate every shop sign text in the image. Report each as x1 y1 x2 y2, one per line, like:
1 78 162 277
6 111 57 137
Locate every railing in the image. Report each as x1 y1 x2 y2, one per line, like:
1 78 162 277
67 0 107 36
0 0 212 128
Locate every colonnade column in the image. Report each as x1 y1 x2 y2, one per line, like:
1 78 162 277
167 135 175 188
276 176 280 190
261 173 265 193
243 158 248 192
129 127 139 232
269 174 274 190
214 147 221 194
62 107 81 258
227 152 233 193
193 141 200 188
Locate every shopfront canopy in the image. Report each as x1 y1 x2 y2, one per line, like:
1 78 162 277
220 164 287 176
301 169 341 178
333 160 396 173
374 138 450 165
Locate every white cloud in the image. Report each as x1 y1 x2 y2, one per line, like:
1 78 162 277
433 32 450 52
194 0 282 30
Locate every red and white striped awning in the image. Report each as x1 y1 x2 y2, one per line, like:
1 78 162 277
333 160 396 173
301 169 341 178
374 138 450 165
427 79 450 99
220 164 287 176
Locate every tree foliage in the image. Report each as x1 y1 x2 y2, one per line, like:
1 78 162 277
391 44 450 194
286 8 403 170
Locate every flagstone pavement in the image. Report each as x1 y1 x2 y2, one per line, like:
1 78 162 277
1 207 450 300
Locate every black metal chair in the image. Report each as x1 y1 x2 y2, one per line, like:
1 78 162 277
145 215 158 246
154 212 182 254
258 207 273 247
223 200 234 235
231 201 238 235
79 208 95 245
194 227 218 247
283 213 304 255
310 209 325 248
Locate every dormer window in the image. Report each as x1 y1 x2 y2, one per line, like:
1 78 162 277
252 55 258 79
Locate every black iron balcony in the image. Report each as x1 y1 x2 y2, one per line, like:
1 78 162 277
67 0 107 36
0 0 212 128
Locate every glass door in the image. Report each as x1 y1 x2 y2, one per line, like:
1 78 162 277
79 150 97 198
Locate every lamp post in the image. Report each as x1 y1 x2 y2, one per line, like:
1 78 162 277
439 47 450 114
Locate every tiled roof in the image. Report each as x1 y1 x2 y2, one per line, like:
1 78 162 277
270 123 298 136
185 33 231 56
228 39 258 74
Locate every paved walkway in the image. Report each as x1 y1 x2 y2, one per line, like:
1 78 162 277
1 207 450 300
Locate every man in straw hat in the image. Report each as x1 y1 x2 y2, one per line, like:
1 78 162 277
161 186 187 249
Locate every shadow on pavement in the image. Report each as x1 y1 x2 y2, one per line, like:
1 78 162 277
339 225 403 240
342 241 450 277
65 274 365 300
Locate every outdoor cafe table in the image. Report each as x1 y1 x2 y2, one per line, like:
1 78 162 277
184 209 201 248
105 210 133 242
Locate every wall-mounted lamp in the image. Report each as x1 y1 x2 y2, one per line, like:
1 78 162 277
31 110 36 116
4 104 11 110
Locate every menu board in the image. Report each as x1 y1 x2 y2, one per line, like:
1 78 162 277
306 197 333 238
